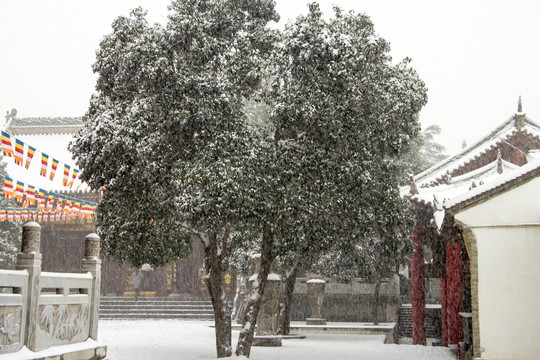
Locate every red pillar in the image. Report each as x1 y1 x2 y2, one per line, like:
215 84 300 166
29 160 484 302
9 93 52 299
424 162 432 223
446 240 463 346
411 224 426 345
440 277 448 346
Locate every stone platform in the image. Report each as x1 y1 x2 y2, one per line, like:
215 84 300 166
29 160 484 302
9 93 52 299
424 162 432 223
232 322 397 344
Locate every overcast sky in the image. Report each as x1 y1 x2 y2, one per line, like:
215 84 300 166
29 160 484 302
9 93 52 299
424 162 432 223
1 0 539 154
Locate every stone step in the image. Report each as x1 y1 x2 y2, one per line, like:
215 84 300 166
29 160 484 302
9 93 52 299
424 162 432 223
98 295 215 320
100 300 212 306
100 304 213 309
398 304 441 339
99 313 215 320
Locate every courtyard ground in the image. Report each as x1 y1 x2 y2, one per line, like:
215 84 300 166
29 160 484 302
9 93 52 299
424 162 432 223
98 319 456 360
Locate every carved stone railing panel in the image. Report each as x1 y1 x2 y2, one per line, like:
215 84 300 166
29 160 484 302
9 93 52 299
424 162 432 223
0 270 28 354
35 303 90 350
35 272 93 350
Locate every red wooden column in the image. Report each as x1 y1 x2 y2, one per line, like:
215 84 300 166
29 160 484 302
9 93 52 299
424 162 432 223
411 224 426 345
446 239 463 346
440 276 448 346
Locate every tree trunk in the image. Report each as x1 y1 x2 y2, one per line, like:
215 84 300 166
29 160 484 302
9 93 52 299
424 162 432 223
277 262 300 335
373 279 381 326
203 233 232 358
235 221 275 358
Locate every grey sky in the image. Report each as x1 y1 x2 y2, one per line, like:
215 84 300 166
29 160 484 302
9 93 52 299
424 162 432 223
1 0 539 154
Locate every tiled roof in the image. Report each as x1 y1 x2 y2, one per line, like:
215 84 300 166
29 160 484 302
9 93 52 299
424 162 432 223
445 158 540 211
7 117 83 135
413 113 540 186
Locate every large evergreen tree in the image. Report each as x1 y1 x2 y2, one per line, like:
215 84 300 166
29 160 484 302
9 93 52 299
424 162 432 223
71 1 279 357
266 3 427 332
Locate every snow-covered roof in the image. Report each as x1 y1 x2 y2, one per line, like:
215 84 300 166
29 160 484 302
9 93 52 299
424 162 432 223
404 157 523 229
445 157 540 212
6 117 83 135
413 112 540 186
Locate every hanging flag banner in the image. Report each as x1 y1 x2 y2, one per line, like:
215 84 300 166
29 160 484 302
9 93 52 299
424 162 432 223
64 197 73 215
37 188 46 211
62 165 70 187
14 181 24 203
3 177 14 198
7 209 13 222
0 209 5 222
1 131 14 158
56 195 64 214
68 168 79 188
1 130 88 190
46 194 54 212
49 158 59 181
40 153 49 177
25 146 36 169
25 185 36 206
14 139 24 166
72 200 81 216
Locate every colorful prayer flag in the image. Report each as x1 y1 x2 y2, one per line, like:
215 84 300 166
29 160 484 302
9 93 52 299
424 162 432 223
41 154 49 177
25 146 36 169
64 197 73 214
0 209 5 222
15 181 24 202
25 185 36 206
46 194 54 212
7 209 14 222
68 168 79 187
38 189 46 211
14 139 24 166
3 177 14 198
56 195 64 213
1 131 14 157
49 159 59 181
62 164 70 186
72 200 81 216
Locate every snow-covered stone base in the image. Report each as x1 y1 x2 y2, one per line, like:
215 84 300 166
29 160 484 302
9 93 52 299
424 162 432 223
0 339 106 360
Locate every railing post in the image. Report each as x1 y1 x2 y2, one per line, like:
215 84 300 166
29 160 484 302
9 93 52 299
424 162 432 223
16 221 41 352
81 233 101 340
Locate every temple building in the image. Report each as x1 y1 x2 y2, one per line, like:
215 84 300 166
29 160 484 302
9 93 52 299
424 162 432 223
403 98 540 359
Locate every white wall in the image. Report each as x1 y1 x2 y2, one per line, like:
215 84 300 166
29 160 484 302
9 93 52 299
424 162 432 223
455 176 540 360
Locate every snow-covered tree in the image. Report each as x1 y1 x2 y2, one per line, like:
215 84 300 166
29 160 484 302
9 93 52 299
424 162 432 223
70 1 279 357
0 158 22 269
266 3 427 331
398 124 448 182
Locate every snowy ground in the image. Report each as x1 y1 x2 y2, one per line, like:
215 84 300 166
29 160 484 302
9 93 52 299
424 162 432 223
98 319 456 360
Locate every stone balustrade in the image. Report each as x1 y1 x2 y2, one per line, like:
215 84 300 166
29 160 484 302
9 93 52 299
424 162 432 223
0 222 105 359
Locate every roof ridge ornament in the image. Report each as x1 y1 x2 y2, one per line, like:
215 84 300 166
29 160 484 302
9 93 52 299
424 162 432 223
496 149 504 174
515 96 525 129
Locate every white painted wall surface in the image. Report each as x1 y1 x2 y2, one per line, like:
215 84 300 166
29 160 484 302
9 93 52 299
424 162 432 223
455 176 540 360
